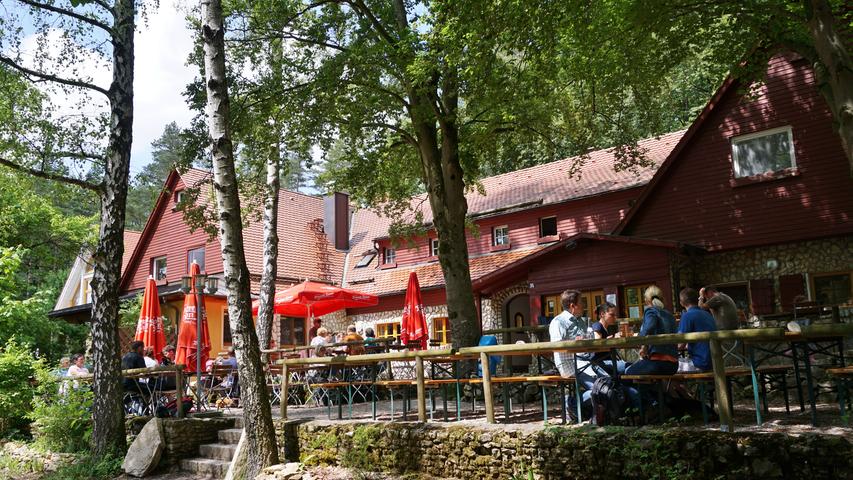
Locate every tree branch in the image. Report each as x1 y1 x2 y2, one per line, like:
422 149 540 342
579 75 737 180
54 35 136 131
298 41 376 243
0 55 110 97
17 0 113 34
348 0 399 48
0 156 103 191
361 122 417 147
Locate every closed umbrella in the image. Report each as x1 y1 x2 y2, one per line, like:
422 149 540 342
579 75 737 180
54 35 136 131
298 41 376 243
134 275 167 362
175 262 211 373
400 272 429 350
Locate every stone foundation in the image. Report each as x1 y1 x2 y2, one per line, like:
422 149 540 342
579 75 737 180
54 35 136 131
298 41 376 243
158 417 235 466
275 420 852 480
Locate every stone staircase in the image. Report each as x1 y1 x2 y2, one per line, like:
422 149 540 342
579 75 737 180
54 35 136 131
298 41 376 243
179 416 242 478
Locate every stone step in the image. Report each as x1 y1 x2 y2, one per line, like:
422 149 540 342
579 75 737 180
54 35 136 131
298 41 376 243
218 428 243 444
199 443 238 461
179 458 230 478
232 416 243 429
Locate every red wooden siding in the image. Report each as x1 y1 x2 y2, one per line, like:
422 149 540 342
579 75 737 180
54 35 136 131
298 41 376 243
381 187 639 267
525 241 673 310
624 54 853 251
125 177 223 291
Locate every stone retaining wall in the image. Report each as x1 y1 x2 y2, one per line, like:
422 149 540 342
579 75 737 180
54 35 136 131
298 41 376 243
159 417 235 466
276 420 853 480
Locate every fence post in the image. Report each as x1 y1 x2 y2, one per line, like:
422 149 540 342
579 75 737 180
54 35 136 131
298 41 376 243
281 363 289 420
480 352 495 423
710 338 733 432
416 356 426 422
176 366 185 419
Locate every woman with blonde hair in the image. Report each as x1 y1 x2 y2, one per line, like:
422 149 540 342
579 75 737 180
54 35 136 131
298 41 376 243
625 285 678 376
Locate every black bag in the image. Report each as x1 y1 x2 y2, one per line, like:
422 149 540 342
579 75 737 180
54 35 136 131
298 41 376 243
590 376 627 425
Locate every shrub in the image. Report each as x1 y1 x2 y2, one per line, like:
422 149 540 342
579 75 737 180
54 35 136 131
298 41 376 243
0 339 43 437
29 366 93 453
41 452 122 480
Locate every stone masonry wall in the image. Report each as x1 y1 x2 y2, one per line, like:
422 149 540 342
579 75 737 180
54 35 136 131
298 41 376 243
694 235 853 312
159 417 235 466
346 305 448 340
276 420 853 480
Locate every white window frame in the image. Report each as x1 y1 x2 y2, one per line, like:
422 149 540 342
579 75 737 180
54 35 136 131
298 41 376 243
493 225 509 246
731 126 796 178
430 238 439 257
175 190 186 204
79 273 93 304
384 247 396 265
152 256 167 280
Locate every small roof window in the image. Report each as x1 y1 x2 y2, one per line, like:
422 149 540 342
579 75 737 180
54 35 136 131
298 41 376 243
355 252 376 268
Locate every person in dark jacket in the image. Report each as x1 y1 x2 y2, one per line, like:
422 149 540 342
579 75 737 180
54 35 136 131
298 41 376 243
625 286 678 376
122 340 148 396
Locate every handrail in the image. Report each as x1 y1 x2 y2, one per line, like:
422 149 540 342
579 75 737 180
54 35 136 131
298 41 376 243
261 337 395 354
56 364 186 383
281 347 455 366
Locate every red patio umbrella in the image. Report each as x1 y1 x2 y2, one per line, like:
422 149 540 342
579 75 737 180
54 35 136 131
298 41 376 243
251 280 378 318
175 262 211 373
134 275 167 362
400 271 429 350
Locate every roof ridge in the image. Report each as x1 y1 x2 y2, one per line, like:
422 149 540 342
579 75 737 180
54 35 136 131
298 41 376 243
183 167 322 201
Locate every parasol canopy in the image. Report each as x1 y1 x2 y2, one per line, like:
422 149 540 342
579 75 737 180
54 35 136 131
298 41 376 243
400 271 429 350
175 262 211 373
134 275 167 362
251 280 379 318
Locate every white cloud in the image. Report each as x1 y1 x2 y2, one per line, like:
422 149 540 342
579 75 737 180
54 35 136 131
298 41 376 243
131 0 197 175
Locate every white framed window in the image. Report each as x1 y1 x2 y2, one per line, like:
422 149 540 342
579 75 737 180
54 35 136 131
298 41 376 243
187 246 205 272
430 238 439 257
493 225 509 246
539 216 557 237
152 256 167 280
731 126 796 178
175 190 186 204
80 275 93 304
383 248 396 265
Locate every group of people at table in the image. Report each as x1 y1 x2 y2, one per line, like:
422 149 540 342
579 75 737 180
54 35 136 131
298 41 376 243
550 285 739 408
308 321 380 357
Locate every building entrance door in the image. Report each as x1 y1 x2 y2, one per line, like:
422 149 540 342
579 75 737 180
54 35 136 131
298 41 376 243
504 294 531 373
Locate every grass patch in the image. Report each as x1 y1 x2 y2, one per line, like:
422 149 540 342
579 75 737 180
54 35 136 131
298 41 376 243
41 453 122 480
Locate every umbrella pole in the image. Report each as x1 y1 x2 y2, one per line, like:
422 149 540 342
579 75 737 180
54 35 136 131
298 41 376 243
197 289 204 412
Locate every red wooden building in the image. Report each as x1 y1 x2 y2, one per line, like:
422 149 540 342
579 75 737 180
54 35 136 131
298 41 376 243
341 52 853 345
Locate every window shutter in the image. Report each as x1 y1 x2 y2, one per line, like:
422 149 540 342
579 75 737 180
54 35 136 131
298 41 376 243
749 279 775 315
779 274 805 312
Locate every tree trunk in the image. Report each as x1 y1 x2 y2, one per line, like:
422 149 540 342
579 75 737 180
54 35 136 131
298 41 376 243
256 148 280 350
256 38 283 351
201 0 280 477
90 0 135 456
392 0 480 350
804 0 853 176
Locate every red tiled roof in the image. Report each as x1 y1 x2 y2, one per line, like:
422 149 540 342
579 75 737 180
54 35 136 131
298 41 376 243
343 131 685 295
121 230 142 274
347 246 546 297
167 169 343 285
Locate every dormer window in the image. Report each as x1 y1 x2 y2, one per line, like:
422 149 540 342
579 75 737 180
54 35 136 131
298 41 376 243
731 126 796 178
430 238 439 257
175 190 186 204
383 247 396 265
493 225 509 246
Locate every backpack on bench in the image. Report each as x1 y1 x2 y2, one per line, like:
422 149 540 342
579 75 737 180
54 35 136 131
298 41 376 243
590 376 627 425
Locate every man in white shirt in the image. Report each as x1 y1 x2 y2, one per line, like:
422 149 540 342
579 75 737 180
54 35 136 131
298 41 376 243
549 290 596 408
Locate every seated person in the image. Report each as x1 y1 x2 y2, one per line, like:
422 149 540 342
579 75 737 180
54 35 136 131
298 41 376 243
549 290 597 400
121 341 149 397
363 328 377 348
155 345 177 391
66 353 89 377
625 286 678 376
310 327 330 357
590 302 628 375
677 287 716 371
218 347 239 392
342 325 365 355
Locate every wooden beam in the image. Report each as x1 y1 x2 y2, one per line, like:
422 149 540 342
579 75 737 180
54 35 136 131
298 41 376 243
281 363 289 420
282 348 455 366
416 357 426 422
710 339 733 432
481 352 495 424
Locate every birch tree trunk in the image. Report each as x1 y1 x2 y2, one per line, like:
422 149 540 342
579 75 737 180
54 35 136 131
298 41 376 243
256 149 280 350
201 0 280 476
90 0 135 456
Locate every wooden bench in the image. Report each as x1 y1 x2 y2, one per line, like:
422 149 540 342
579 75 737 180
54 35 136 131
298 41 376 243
826 366 853 424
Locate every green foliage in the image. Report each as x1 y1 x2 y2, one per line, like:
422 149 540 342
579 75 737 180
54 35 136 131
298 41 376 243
29 364 93 453
0 248 88 361
341 424 383 471
119 293 143 329
41 452 123 480
0 340 43 437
